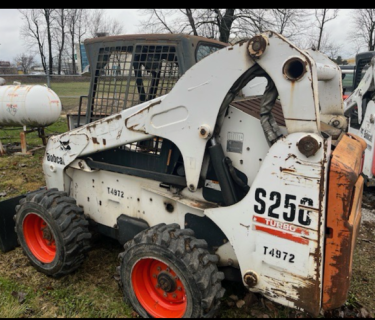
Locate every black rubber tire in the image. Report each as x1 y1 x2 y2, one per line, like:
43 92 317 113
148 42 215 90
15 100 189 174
118 223 225 318
14 188 91 278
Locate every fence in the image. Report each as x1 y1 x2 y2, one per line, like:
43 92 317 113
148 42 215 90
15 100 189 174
0 74 90 86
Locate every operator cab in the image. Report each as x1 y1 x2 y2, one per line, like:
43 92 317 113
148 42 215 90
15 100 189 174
67 34 227 130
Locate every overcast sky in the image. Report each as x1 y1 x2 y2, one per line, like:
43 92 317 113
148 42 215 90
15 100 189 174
0 9 143 63
0 9 358 63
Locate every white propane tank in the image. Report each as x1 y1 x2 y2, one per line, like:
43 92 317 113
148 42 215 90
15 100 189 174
0 78 6 86
0 84 62 127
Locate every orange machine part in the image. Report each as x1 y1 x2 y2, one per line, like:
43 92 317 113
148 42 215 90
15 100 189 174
322 133 366 310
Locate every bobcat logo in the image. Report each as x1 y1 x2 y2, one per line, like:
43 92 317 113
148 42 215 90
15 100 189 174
59 140 71 151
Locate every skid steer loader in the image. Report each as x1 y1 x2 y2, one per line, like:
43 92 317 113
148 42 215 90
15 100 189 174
0 31 367 318
344 51 375 187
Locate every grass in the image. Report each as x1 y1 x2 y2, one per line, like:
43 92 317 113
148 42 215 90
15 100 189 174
0 237 135 318
0 277 37 318
0 117 68 200
49 81 90 112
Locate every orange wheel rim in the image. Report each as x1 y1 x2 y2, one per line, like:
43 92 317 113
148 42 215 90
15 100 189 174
23 213 56 263
132 258 187 318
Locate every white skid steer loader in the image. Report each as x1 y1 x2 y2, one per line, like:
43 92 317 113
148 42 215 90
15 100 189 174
0 31 366 318
344 51 375 187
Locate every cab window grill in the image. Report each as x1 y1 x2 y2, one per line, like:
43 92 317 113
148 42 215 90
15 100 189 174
91 44 179 122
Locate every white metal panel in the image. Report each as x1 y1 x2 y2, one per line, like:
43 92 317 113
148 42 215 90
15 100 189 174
67 168 207 228
241 77 267 97
252 32 320 134
305 49 343 115
218 105 270 186
205 132 330 312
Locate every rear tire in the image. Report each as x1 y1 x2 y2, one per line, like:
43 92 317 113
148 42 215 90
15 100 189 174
14 188 91 278
118 223 225 318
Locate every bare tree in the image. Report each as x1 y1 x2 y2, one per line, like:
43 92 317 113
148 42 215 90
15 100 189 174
313 9 339 50
318 33 342 59
19 9 47 73
268 9 311 41
41 9 55 75
207 9 236 43
138 9 310 44
234 9 272 37
350 9 375 51
14 53 35 74
139 9 248 42
87 9 124 38
65 9 89 74
53 9 68 75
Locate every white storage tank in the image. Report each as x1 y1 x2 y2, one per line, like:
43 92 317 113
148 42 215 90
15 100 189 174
0 84 62 127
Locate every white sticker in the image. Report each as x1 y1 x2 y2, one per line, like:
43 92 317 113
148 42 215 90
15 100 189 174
255 233 310 277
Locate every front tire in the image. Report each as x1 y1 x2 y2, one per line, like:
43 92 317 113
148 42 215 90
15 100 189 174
118 223 225 318
14 188 91 278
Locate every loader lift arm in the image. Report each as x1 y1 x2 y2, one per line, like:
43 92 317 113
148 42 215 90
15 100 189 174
44 31 343 193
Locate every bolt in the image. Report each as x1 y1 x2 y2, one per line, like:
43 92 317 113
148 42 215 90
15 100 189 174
172 294 177 299
153 274 157 278
248 35 268 57
163 292 168 297
177 287 182 291
252 40 261 51
244 271 258 288
332 120 340 127
157 266 161 272
166 268 170 272
297 135 320 158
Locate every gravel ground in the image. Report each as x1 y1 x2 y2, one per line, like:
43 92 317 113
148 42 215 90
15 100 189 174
361 208 375 223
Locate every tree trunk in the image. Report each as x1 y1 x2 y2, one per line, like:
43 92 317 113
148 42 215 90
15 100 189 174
218 9 235 43
71 22 76 74
58 12 65 75
317 9 326 51
44 9 54 75
185 9 198 36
